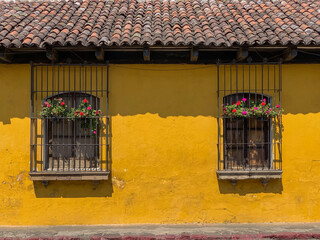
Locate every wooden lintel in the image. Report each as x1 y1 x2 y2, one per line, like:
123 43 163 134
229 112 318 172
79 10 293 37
46 49 58 62
0 49 12 63
237 48 248 61
283 47 297 62
95 47 104 61
190 47 199 62
143 47 150 61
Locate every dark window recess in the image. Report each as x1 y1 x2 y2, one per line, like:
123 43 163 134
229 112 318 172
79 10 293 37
223 93 272 170
30 64 110 180
43 92 100 171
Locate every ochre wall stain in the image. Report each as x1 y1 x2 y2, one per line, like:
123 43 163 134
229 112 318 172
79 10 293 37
0 64 319 225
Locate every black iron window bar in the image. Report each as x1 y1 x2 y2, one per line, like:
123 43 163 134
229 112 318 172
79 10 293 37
30 64 110 180
217 61 282 180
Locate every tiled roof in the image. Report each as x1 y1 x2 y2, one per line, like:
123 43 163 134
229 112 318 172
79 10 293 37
0 0 320 48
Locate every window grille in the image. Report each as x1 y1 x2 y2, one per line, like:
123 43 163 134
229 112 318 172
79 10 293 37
217 62 282 172
30 64 109 178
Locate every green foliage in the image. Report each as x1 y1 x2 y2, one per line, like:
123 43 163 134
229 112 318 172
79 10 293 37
39 98 68 118
40 98 103 136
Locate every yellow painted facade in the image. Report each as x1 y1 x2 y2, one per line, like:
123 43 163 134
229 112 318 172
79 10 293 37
0 64 320 225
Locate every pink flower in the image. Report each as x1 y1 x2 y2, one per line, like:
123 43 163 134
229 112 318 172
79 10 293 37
47 104 51 108
254 107 258 110
269 108 272 111
242 111 247 115
87 106 92 110
242 98 247 102
93 131 96 134
262 99 266 102
266 111 270 114
276 105 280 108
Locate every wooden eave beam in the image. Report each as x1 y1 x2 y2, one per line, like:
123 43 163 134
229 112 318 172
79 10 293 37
237 47 248 61
190 47 199 62
95 47 104 61
0 48 13 63
283 47 297 62
143 47 150 61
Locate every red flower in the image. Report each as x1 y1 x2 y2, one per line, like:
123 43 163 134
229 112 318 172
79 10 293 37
261 102 266 106
47 104 51 108
83 99 88 103
60 102 65 106
236 101 241 106
80 112 84 116
95 110 99 115
232 109 237 113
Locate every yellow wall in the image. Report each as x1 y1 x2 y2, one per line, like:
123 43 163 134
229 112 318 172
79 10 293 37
0 64 320 225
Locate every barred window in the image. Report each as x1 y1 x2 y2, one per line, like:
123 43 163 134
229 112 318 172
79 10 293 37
30 64 110 181
217 62 282 181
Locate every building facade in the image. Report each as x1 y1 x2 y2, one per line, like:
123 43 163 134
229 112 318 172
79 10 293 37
0 0 320 225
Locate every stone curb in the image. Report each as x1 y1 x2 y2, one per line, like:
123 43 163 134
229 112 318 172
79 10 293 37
2 233 320 240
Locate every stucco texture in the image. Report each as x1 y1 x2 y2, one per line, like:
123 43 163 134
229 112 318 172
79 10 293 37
0 64 319 225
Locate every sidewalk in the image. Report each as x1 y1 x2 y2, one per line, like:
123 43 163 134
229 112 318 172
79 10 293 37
1 223 320 239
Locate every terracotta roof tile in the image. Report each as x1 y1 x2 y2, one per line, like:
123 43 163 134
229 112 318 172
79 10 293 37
0 0 319 48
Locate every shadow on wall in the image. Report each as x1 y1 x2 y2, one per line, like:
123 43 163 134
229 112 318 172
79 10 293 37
109 65 218 117
1 64 320 124
0 64 30 124
33 178 114 198
218 179 283 195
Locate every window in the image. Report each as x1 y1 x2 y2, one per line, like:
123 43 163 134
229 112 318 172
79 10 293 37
30 64 110 181
217 63 282 181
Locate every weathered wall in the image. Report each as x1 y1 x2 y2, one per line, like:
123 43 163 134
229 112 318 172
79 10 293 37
0 64 319 225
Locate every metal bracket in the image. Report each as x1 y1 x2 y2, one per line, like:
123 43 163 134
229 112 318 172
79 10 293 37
93 180 100 188
230 180 237 188
41 180 49 188
261 178 269 189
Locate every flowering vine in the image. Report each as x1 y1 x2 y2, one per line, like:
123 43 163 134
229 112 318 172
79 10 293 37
222 98 283 118
40 98 68 118
71 99 103 135
40 98 103 136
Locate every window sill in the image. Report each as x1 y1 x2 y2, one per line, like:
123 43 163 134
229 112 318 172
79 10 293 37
29 171 110 181
216 170 282 180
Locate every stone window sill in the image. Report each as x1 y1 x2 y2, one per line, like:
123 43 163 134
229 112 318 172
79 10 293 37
29 171 110 186
216 170 282 187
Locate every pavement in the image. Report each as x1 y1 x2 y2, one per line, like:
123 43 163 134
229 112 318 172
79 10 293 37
0 223 320 239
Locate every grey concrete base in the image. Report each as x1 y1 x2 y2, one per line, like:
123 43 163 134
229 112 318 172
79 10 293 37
0 223 320 238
